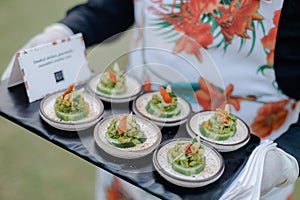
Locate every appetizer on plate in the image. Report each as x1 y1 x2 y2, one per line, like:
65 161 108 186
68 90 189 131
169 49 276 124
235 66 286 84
54 84 89 121
97 63 126 95
146 85 181 118
167 138 206 176
153 138 224 187
106 113 147 148
200 105 237 141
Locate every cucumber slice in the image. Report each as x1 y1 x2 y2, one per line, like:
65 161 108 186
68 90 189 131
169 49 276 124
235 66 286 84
199 124 236 141
96 83 126 95
172 162 205 176
106 133 146 148
167 152 205 176
55 110 88 121
146 102 181 118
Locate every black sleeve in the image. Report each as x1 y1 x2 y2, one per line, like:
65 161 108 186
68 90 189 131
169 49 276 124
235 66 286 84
59 0 134 47
274 0 300 174
274 0 300 100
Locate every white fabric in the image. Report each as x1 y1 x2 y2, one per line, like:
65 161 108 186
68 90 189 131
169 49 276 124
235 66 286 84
1 23 73 81
261 148 299 195
96 1 300 199
126 0 300 142
220 140 299 200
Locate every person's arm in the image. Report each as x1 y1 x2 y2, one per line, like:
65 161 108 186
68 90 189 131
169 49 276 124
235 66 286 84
59 0 134 47
274 0 300 172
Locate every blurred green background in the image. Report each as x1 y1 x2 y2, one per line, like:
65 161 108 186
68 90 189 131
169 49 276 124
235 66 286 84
0 1 95 200
0 1 299 200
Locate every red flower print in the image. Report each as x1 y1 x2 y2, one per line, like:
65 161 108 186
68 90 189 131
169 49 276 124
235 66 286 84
272 8 281 26
286 193 293 200
261 27 277 50
194 77 256 110
214 0 264 43
266 49 274 66
261 9 281 66
188 0 220 18
150 0 215 61
151 0 265 60
251 99 289 138
172 22 213 61
151 0 168 11
143 75 152 92
105 177 133 200
173 34 211 62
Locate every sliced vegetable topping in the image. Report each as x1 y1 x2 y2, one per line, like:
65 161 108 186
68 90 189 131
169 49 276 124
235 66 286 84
143 75 152 92
106 114 146 148
167 138 206 176
146 85 181 118
97 62 126 95
184 144 192 154
118 115 127 134
54 84 89 121
160 86 172 104
62 83 75 98
199 105 237 141
107 69 117 83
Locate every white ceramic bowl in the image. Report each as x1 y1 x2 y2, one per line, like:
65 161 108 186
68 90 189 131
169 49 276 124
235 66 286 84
88 74 142 103
153 138 224 188
186 111 250 152
39 91 104 131
133 92 192 127
94 113 162 159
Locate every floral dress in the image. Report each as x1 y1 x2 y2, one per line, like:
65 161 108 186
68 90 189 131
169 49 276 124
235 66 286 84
96 0 299 199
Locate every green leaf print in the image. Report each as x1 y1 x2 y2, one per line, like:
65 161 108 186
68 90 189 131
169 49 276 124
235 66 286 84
257 65 273 75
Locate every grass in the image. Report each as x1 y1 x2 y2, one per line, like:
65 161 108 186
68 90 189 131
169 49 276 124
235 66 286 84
0 1 96 200
0 119 95 200
0 1 300 200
